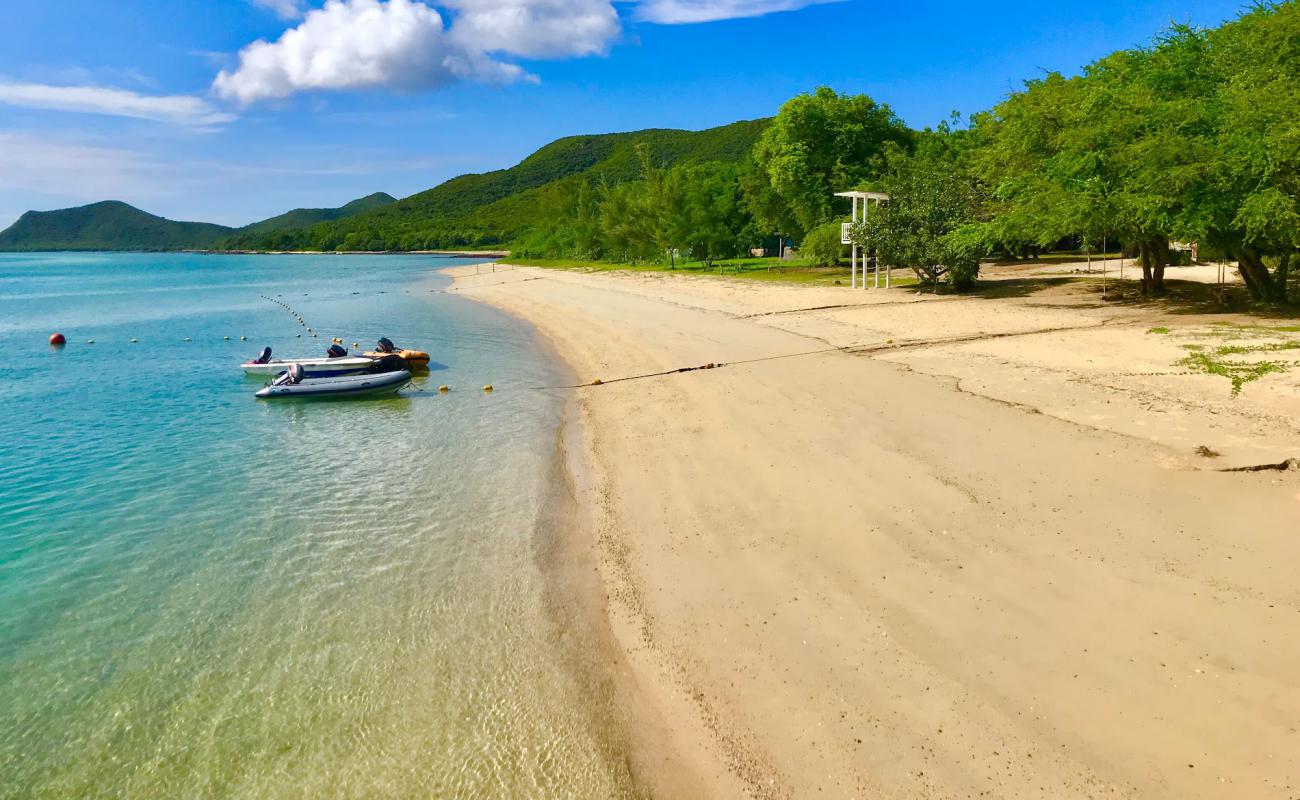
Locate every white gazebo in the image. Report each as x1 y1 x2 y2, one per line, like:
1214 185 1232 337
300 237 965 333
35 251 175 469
835 191 890 289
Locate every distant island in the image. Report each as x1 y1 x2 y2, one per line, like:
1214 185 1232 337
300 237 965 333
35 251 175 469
0 192 396 252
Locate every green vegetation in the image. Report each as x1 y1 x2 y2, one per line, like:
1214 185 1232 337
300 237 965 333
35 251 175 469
1178 349 1293 396
0 201 234 251
0 193 397 252
237 192 396 239
1147 327 1171 334
750 87 913 236
1167 325 1300 395
853 137 983 290
507 255 915 287
222 121 769 252
967 1 1299 301
4 4 1295 297
800 222 847 267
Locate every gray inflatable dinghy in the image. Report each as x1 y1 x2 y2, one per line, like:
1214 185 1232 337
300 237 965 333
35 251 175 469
256 364 411 399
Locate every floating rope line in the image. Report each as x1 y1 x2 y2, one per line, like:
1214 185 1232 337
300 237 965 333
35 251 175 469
261 294 320 338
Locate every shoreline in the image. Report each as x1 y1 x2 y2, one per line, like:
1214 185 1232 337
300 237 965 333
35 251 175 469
446 262 1300 798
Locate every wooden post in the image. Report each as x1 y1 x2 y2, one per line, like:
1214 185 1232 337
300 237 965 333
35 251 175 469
851 196 858 289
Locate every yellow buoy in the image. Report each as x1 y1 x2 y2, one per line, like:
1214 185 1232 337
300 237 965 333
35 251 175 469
438 385 449 393
483 384 493 392
352 342 359 348
591 378 603 386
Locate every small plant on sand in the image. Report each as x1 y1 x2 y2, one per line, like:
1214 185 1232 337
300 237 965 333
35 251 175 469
1177 347 1294 396
1147 326 1171 334
1166 324 1300 396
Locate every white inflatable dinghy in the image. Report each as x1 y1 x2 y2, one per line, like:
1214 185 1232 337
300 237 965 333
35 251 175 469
255 368 411 399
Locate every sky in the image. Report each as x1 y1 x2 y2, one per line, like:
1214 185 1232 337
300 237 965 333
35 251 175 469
0 0 1248 229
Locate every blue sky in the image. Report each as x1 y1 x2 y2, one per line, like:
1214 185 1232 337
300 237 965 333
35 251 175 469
0 0 1245 229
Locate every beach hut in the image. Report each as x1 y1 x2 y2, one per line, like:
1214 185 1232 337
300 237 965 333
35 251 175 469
835 191 889 289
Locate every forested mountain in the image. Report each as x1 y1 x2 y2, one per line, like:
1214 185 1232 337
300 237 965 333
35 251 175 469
0 202 233 251
0 193 396 251
220 120 771 251
237 192 396 237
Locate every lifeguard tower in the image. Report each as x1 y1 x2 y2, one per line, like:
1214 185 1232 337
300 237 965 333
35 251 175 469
835 191 889 289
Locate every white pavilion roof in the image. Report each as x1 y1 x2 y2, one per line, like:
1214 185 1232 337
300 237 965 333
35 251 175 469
834 191 890 200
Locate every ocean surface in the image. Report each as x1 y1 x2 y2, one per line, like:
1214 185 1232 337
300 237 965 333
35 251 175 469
0 253 637 798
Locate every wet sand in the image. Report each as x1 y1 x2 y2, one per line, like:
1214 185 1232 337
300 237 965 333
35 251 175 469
449 263 1300 799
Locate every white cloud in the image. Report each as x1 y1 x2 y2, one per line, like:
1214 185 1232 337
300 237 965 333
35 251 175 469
0 80 234 127
634 0 836 24
445 0 620 58
251 0 305 19
215 0 836 105
214 0 530 105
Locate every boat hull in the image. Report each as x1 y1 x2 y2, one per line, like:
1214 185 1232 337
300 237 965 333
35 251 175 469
363 349 429 367
255 370 412 399
242 356 375 376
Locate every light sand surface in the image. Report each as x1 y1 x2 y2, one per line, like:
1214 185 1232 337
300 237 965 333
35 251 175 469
447 264 1300 799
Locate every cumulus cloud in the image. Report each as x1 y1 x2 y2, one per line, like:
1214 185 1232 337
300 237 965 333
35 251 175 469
0 80 234 127
214 0 530 105
634 0 836 24
215 0 836 105
445 0 620 58
250 0 305 19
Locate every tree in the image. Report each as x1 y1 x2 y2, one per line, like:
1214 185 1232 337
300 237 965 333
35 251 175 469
801 222 845 266
1193 2 1300 302
751 87 914 237
678 163 747 268
854 147 983 291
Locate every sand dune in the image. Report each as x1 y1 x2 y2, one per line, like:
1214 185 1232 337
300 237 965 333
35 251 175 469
449 264 1300 799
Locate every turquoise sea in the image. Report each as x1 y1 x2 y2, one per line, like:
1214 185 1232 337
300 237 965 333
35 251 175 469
0 253 637 798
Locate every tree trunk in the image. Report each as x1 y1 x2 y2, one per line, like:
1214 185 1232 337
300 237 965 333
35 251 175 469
1137 238 1169 295
1138 241 1154 295
1275 252 1291 304
1236 246 1282 303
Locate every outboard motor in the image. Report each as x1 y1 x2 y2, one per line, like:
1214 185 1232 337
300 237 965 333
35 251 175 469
326 343 348 358
368 353 408 374
270 362 303 387
253 346 272 365
376 337 396 354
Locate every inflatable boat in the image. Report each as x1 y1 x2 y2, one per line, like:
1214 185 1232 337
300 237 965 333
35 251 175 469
363 337 430 368
255 368 412 399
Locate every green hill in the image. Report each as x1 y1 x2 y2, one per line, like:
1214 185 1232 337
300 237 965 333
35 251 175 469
237 192 397 237
0 201 234 251
0 193 397 252
222 119 770 251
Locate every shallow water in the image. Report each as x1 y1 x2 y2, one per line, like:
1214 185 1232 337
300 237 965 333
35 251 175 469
0 253 636 797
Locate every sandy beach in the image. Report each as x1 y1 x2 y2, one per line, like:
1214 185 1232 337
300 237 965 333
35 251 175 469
448 263 1300 799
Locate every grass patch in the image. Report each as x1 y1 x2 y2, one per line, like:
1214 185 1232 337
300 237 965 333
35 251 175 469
1147 326 1171 334
1177 351 1290 396
1168 324 1300 395
508 256 921 288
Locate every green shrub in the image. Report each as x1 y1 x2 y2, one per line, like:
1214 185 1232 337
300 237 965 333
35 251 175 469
802 222 847 266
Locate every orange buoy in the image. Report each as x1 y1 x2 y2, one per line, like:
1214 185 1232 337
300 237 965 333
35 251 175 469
49 333 66 346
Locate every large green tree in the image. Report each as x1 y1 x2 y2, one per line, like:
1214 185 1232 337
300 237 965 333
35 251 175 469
855 145 984 290
1193 2 1300 302
751 87 914 238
